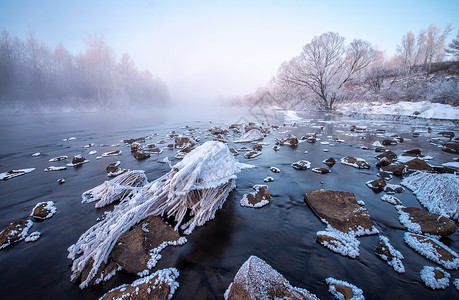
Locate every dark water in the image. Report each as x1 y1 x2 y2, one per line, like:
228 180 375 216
0 107 458 299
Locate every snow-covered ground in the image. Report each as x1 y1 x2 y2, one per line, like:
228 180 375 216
337 101 459 120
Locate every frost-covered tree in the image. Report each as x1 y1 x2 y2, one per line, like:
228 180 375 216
278 32 374 110
446 30 459 61
423 24 451 74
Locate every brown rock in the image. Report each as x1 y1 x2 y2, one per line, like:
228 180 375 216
244 151 261 159
131 142 143 153
175 136 193 148
0 220 32 249
376 150 397 162
433 166 457 174
403 158 433 173
376 157 391 168
133 151 150 160
323 157 336 167
229 148 238 155
252 144 263 151
382 139 397 146
145 148 162 153
72 155 85 164
292 160 311 170
312 168 330 174
341 156 370 169
441 142 459 154
380 164 406 176
366 178 386 193
31 201 56 219
100 268 179 300
378 171 392 181
375 147 386 153
225 255 317 300
123 137 146 144
111 216 182 274
279 137 298 146
246 185 270 206
400 207 456 236
401 149 422 157
332 284 354 300
304 190 372 233
438 131 455 139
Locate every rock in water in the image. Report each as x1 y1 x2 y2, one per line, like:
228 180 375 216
404 233 459 270
420 266 450 290
366 178 386 193
325 277 364 300
111 215 185 275
401 171 459 220
305 190 372 233
68 141 252 288
100 268 179 300
292 160 311 170
403 158 433 173
0 220 33 249
224 255 318 300
30 201 57 220
375 236 405 273
397 206 456 236
323 157 336 167
340 156 370 169
240 185 270 208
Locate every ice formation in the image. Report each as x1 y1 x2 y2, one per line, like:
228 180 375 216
82 170 148 208
404 232 459 269
325 277 364 300
69 141 251 288
0 168 35 180
420 266 450 289
24 231 41 242
316 226 360 258
375 236 405 273
401 171 459 220
234 129 264 143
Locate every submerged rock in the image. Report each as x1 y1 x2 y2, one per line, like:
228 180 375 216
111 215 185 275
397 206 456 236
31 201 57 220
100 268 179 300
224 255 318 300
340 156 370 169
0 220 33 249
404 232 459 270
304 190 372 233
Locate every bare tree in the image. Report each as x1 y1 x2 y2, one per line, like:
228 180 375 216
278 32 374 110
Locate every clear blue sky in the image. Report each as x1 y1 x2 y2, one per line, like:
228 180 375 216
1 0 458 102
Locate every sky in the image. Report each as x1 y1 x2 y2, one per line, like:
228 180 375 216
1 0 458 104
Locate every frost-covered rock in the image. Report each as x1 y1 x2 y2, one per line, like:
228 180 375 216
375 236 405 273
44 166 67 172
111 215 186 275
366 178 386 193
244 151 261 159
375 150 397 162
82 170 148 208
340 156 370 169
69 141 251 288
401 171 459 220
383 184 404 194
420 266 450 290
133 151 150 160
279 136 299 146
316 227 360 258
263 176 274 182
312 167 331 174
305 190 373 234
102 150 122 157
396 206 456 236
454 278 459 290
270 166 280 173
67 155 89 167
224 255 318 300
0 220 33 249
24 231 41 242
292 160 311 170
0 168 35 180
31 201 57 220
325 277 364 300
49 155 68 162
100 268 179 300
380 194 401 205
234 129 264 143
240 185 270 208
323 157 336 167
404 232 459 270
403 158 433 173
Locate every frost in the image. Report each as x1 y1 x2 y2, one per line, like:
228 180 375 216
317 226 360 258
396 205 422 234
24 231 41 242
404 232 459 270
234 129 264 143
100 268 179 300
69 141 248 288
224 255 318 300
401 171 459 220
420 266 450 289
375 236 405 273
326 277 364 300
82 170 148 208
380 194 400 205
44 166 67 172
0 168 36 180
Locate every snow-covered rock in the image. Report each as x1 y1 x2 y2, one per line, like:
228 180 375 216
49 155 68 162
224 255 318 300
30 201 57 220
325 277 364 300
234 129 264 143
292 160 311 170
24 231 41 242
375 236 405 273
316 227 360 258
0 168 35 180
341 156 370 169
396 206 456 236
380 194 401 205
0 220 33 249
401 171 459 220
240 185 270 208
420 266 450 290
44 166 67 172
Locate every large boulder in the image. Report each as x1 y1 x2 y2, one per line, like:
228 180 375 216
225 255 318 300
100 268 179 300
111 215 184 274
398 207 456 236
304 190 372 233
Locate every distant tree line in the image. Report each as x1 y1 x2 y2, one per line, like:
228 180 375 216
235 24 458 110
0 30 169 111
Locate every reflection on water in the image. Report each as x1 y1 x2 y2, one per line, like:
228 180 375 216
0 108 457 299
